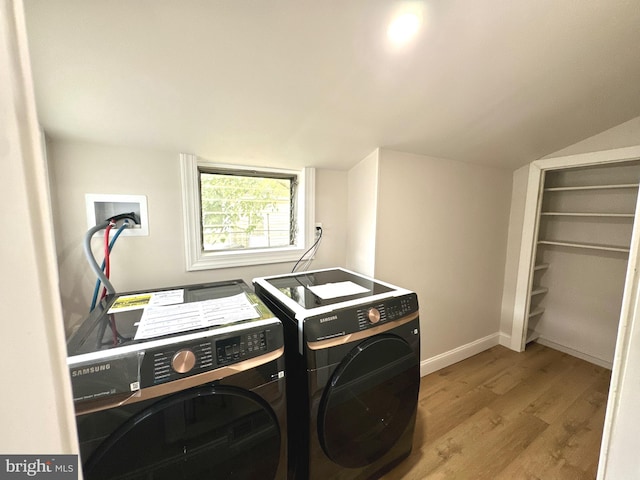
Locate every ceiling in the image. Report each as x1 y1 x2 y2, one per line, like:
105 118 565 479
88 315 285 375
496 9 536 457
23 0 640 171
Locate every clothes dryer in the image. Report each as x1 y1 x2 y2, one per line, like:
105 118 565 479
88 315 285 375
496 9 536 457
254 268 420 480
67 280 287 480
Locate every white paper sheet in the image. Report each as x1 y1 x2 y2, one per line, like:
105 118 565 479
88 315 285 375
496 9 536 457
308 281 370 299
201 293 262 326
148 289 184 306
133 293 259 340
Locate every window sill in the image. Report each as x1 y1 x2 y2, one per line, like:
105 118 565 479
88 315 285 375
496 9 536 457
187 246 311 270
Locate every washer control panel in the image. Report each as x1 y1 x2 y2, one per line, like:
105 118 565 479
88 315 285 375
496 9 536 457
140 328 270 387
215 330 267 365
144 341 215 386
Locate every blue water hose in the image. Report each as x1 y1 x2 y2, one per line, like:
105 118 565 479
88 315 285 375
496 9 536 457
89 221 129 311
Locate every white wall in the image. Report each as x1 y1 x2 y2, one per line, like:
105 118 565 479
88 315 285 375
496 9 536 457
345 149 378 276
544 116 640 158
0 0 77 454
374 149 512 363
47 140 348 334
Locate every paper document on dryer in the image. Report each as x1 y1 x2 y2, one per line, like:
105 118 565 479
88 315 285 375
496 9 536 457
134 293 260 340
308 281 370 299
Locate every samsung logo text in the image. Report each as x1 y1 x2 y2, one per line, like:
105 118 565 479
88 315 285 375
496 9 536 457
71 363 110 377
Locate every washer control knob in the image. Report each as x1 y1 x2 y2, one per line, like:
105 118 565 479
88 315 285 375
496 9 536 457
368 308 381 324
172 349 196 374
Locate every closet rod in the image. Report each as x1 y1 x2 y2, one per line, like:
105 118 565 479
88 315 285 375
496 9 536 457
544 183 639 192
540 212 635 218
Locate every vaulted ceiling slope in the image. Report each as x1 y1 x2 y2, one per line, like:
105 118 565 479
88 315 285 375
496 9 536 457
23 0 640 171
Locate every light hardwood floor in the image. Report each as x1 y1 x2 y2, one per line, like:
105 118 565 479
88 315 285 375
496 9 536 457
382 343 611 480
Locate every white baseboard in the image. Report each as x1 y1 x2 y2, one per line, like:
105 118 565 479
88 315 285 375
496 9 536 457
420 332 508 377
535 337 613 370
418 331 613 377
498 331 512 348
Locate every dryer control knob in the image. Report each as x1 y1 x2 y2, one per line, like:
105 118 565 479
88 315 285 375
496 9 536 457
172 349 196 374
368 308 381 324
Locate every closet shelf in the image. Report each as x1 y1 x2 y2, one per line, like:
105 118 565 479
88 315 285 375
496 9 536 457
528 307 545 318
544 183 639 192
538 240 630 253
540 212 634 218
526 329 540 344
530 287 548 296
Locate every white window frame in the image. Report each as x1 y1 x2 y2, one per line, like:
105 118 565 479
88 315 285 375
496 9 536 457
180 153 315 270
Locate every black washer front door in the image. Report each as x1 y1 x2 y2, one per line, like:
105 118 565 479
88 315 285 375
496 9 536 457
83 385 281 480
318 334 420 468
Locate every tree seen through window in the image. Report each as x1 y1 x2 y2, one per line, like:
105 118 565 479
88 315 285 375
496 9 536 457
200 171 294 251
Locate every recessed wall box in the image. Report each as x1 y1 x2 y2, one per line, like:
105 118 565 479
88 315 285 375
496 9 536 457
86 194 149 236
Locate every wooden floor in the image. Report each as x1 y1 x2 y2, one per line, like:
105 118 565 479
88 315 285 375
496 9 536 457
382 343 611 480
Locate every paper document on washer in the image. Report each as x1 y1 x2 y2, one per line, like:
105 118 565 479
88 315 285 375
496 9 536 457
108 289 185 313
134 293 260 340
308 281 370 299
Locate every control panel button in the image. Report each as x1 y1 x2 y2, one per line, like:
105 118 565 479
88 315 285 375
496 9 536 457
368 307 381 324
172 349 196 374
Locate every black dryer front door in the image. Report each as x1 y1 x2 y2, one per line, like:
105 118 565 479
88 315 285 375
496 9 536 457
317 334 420 468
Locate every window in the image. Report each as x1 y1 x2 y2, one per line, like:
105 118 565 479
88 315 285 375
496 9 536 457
181 154 315 270
200 169 294 251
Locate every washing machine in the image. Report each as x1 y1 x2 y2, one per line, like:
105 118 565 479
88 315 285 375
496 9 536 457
253 268 420 480
66 279 287 480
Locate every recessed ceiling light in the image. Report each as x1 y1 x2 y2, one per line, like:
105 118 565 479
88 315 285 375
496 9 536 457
387 12 421 46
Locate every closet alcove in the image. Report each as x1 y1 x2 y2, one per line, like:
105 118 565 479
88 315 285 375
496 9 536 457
528 162 640 367
511 147 640 368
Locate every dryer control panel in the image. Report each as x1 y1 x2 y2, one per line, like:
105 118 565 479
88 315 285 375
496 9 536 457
304 293 418 343
355 295 415 330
